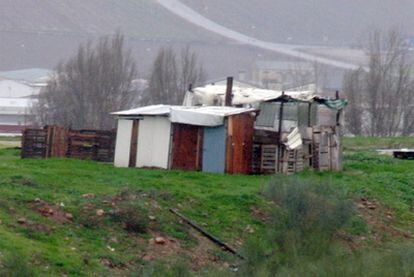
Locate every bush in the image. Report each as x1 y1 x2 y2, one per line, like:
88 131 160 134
109 201 149 234
239 177 355 275
263 177 354 259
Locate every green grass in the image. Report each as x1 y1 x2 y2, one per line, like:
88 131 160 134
0 137 413 275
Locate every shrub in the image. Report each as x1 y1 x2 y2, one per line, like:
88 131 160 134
262 177 354 259
109 201 149 234
239 177 355 275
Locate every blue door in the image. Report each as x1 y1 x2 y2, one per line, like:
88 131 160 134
202 125 226 173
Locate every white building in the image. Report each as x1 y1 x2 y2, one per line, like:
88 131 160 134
0 77 40 135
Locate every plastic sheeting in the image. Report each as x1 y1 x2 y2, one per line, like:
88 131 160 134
183 84 315 107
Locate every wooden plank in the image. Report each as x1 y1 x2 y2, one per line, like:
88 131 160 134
128 120 139 167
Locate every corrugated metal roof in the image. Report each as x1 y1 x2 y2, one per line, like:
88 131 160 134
112 105 255 127
112 105 177 116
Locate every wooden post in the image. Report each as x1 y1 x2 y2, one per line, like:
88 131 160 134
225 77 233 106
277 92 285 172
335 90 340 126
128 120 139 167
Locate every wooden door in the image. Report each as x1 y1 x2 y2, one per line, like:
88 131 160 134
171 124 203 171
226 113 255 174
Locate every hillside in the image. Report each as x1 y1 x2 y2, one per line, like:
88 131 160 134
0 0 209 39
0 137 413 275
182 0 414 46
3 0 412 78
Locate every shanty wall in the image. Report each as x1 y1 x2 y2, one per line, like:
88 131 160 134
252 126 342 174
136 116 171 169
114 119 133 167
22 125 116 162
170 123 203 171
226 113 255 174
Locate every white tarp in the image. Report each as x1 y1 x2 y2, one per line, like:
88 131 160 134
183 84 315 106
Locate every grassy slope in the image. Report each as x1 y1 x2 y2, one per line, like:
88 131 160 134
0 137 413 275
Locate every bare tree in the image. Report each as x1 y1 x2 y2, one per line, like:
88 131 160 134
145 46 206 105
343 29 414 136
36 32 138 129
343 68 365 135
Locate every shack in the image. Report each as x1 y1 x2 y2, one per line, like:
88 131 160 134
183 78 347 174
112 105 256 174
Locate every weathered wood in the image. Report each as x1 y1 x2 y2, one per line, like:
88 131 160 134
225 77 233 106
22 126 115 162
226 113 255 174
129 120 139 167
169 208 244 259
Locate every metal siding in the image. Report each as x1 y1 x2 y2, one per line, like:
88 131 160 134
114 119 133 167
202 125 226 173
256 103 277 127
136 116 171 169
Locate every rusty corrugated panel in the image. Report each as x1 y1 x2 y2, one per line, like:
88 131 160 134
171 123 202 171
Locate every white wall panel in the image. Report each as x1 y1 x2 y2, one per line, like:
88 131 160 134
114 119 133 167
136 116 171 169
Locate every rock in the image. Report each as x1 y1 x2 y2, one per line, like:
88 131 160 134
96 209 105 216
245 225 255 234
148 215 156 221
17 217 27 224
154 237 166 245
357 203 365 209
82 193 95 199
367 204 376 210
65 213 74 220
34 198 41 203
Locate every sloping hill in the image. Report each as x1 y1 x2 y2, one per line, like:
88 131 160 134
182 0 414 45
0 138 413 274
0 0 209 39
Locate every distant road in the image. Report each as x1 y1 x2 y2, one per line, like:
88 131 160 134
157 0 362 70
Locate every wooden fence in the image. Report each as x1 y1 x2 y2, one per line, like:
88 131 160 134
21 125 116 162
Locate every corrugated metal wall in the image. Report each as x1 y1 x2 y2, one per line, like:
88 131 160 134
136 116 171 169
114 119 133 167
202 125 226 173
